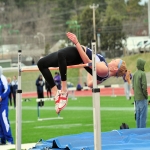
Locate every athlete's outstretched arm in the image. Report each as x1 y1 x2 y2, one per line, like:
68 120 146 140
67 32 108 78
66 32 91 64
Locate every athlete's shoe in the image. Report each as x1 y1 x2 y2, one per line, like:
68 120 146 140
54 90 61 113
54 90 61 102
56 91 68 114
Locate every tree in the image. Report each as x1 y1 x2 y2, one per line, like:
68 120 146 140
78 1 107 47
101 16 126 58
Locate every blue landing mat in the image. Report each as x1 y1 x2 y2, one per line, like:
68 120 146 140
29 128 150 150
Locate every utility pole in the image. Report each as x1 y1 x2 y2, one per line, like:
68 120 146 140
148 0 150 38
89 3 99 40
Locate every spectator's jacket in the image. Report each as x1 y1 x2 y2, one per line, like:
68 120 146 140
36 75 45 93
8 82 13 95
132 58 148 100
76 84 82 90
11 80 18 94
54 75 61 89
0 75 10 105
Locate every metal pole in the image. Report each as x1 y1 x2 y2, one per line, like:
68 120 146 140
97 33 101 53
91 40 101 150
148 0 150 38
16 50 22 150
37 32 45 50
0 25 3 59
93 7 96 40
90 4 99 40
34 35 41 47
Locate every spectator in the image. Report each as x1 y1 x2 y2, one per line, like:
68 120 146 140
11 75 18 108
0 66 14 145
132 58 148 128
76 83 83 91
7 77 13 108
84 82 87 86
67 82 74 88
45 81 52 98
32 58 35 65
123 71 132 100
36 74 45 107
54 72 61 90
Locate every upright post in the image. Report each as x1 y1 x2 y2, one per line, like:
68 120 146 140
148 0 150 38
97 33 101 53
91 40 101 150
16 50 22 150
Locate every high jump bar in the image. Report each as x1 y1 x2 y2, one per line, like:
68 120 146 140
21 63 89 72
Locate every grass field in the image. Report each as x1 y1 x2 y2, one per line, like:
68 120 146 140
9 96 150 144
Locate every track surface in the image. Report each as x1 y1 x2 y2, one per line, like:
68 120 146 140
22 87 150 98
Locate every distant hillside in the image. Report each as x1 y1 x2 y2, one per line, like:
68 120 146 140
123 53 150 73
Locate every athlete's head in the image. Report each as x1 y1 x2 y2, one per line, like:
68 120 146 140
109 59 131 84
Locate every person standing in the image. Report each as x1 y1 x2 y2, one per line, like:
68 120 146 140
0 66 14 145
132 58 148 128
76 83 83 91
31 58 35 66
11 76 18 108
123 71 132 100
7 77 13 107
53 72 61 90
36 74 45 107
45 81 52 98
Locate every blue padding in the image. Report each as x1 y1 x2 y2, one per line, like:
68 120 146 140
29 128 150 150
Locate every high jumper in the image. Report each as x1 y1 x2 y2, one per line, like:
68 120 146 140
37 32 131 114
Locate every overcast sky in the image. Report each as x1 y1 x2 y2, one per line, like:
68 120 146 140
139 0 148 5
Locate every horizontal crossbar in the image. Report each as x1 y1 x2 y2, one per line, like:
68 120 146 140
22 64 88 72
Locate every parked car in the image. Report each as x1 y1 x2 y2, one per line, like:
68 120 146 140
144 43 150 52
138 39 150 53
123 36 150 54
134 39 148 53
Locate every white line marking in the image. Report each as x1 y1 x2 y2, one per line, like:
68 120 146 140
35 123 93 129
13 106 136 111
10 120 35 124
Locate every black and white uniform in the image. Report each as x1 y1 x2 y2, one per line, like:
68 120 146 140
84 47 109 83
37 46 109 89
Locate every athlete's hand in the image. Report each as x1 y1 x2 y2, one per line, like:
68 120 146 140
66 32 78 45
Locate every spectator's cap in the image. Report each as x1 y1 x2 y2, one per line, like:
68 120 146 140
0 66 3 77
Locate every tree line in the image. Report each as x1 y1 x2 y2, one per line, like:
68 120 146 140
0 0 148 58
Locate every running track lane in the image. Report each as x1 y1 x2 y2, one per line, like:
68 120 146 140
22 87 150 98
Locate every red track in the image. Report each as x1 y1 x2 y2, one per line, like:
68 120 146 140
22 87 150 98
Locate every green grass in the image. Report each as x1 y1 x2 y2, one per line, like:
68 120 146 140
9 96 150 144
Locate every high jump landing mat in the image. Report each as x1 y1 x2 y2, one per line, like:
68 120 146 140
28 128 150 150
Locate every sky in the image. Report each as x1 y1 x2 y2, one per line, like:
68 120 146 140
124 0 148 5
139 0 148 5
